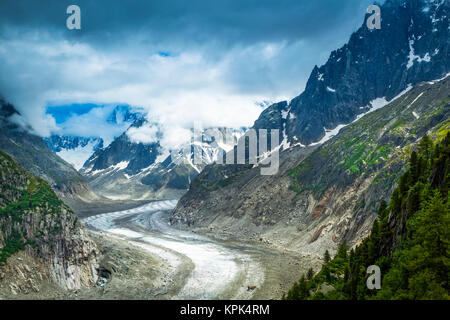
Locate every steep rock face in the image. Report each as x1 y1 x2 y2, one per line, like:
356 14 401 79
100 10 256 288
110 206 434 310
0 150 98 292
257 0 449 145
83 118 160 175
0 100 95 200
172 77 449 258
252 101 289 144
81 117 170 200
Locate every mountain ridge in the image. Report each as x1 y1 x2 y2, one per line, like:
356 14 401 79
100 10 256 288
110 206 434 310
171 71 449 261
256 0 448 145
81 117 244 200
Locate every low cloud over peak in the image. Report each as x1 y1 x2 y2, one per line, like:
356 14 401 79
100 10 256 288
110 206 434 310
0 0 379 149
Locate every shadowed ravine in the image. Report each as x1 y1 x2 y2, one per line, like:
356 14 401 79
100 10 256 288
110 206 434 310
82 200 265 299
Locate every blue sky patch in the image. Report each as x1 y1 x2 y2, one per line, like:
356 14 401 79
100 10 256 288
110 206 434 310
46 103 103 124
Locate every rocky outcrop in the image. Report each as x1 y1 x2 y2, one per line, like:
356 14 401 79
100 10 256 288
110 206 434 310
0 150 98 293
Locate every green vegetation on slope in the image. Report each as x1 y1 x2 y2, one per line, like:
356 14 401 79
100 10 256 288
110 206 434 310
285 134 450 300
0 230 25 265
0 178 64 222
0 150 75 266
288 79 450 200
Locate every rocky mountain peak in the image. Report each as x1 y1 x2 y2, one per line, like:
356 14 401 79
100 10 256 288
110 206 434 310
252 0 449 145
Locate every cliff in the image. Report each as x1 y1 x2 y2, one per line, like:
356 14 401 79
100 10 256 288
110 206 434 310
0 150 98 295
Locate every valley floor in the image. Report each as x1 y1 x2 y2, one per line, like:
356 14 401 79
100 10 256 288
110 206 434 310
77 200 312 300
11 200 313 300
1 200 315 300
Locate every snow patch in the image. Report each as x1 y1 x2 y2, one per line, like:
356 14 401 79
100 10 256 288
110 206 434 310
280 128 290 150
111 161 129 171
427 72 450 85
309 124 347 146
308 84 413 146
407 40 431 69
406 92 425 110
216 140 234 153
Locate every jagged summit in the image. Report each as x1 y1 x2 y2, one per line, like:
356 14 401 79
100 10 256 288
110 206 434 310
255 0 448 145
45 104 143 170
79 113 245 200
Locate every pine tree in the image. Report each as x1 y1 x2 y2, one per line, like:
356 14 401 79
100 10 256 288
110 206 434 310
324 250 331 264
323 265 332 283
288 275 309 300
377 200 388 219
337 241 349 259
399 172 410 196
391 188 402 216
418 134 432 160
410 151 419 184
414 190 449 274
406 182 423 217
286 133 450 300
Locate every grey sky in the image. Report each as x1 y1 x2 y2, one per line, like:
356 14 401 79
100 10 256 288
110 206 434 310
0 0 382 148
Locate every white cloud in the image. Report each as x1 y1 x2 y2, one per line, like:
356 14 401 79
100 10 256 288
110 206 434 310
127 122 160 144
0 31 284 151
160 126 194 150
52 105 133 146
